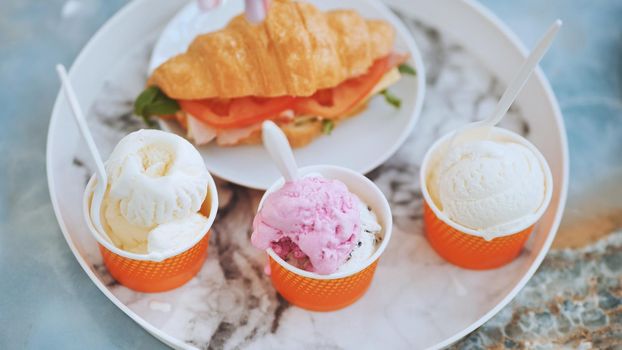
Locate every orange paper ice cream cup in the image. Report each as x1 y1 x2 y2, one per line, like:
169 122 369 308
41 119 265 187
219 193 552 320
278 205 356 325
258 165 393 312
83 172 219 293
420 128 553 270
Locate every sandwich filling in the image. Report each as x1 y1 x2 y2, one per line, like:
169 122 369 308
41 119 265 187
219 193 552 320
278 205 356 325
136 53 412 147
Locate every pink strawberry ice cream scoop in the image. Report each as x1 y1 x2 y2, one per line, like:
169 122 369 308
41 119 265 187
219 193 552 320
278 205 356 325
251 177 362 275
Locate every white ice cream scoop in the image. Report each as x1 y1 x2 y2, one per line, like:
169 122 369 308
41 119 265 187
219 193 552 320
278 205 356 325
423 20 561 240
101 129 212 257
104 129 209 228
422 128 553 241
432 138 546 237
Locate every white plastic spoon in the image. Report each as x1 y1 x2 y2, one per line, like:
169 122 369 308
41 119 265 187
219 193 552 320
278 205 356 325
451 19 562 145
262 121 299 182
56 64 111 243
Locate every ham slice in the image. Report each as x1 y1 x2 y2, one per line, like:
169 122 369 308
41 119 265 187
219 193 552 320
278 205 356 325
186 114 217 145
186 113 263 146
216 122 262 146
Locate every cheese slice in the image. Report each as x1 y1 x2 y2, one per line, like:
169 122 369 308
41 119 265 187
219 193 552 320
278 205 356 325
338 67 401 118
369 67 401 97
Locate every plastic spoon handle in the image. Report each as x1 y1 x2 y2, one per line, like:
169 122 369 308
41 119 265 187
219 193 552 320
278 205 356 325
244 0 269 23
56 65 107 184
56 64 110 242
262 121 299 182
483 19 562 127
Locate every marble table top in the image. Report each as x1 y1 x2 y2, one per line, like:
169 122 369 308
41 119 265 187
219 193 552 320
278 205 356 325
1 0 621 349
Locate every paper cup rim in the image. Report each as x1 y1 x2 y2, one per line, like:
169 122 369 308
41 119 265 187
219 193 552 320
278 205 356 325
258 165 393 280
419 127 554 239
82 171 219 262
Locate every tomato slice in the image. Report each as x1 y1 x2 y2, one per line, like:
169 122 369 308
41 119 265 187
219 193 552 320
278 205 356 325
178 53 407 129
293 53 407 119
179 96 295 129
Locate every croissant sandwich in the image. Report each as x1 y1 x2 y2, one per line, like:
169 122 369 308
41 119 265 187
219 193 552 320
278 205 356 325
134 0 416 147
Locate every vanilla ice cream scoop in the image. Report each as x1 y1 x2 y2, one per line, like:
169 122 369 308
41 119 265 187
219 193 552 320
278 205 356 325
147 213 211 253
101 129 211 254
105 129 208 227
429 137 547 236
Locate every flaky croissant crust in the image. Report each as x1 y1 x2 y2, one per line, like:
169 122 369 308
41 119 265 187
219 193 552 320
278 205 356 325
148 0 395 99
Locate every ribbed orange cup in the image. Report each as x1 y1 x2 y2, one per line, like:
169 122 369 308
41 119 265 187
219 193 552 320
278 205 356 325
97 233 210 292
258 165 393 312
83 173 219 293
267 253 380 312
420 128 553 270
423 203 533 269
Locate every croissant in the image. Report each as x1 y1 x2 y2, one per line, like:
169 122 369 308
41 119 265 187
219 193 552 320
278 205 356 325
148 0 395 99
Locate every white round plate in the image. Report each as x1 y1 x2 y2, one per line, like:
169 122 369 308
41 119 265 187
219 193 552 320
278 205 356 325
47 0 568 349
149 0 426 190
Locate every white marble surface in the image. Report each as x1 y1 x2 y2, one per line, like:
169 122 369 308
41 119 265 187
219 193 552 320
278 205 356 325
63 13 536 349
